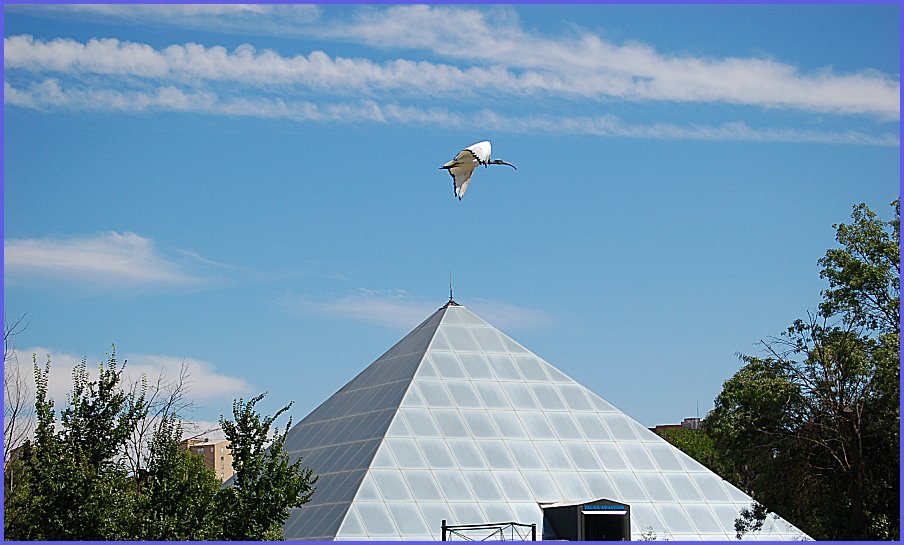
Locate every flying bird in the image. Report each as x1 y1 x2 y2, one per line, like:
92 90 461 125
440 141 516 200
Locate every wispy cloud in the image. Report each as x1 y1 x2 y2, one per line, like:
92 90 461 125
290 289 551 332
18 346 254 413
5 79 896 146
7 4 321 35
4 231 209 286
293 289 438 330
318 5 900 119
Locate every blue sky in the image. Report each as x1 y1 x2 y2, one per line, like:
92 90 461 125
3 4 900 433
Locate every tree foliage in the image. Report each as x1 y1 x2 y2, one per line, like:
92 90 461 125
3 350 317 540
218 394 318 540
706 199 899 540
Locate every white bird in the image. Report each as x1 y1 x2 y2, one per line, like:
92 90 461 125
440 141 516 200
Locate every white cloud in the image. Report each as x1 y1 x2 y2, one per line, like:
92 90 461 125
4 231 204 286
4 27 898 120
20 346 254 415
318 5 900 119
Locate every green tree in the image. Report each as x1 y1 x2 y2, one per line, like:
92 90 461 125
217 393 318 540
4 352 140 540
706 199 899 540
131 415 222 540
4 351 318 540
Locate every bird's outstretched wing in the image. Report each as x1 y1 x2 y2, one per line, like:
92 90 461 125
441 148 481 200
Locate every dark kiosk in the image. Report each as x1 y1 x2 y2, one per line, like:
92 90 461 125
541 498 631 541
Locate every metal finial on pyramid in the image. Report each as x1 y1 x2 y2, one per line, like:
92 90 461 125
446 271 459 306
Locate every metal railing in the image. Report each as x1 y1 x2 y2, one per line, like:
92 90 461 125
441 520 537 541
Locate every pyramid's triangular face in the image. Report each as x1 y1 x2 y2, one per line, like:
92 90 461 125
282 304 807 540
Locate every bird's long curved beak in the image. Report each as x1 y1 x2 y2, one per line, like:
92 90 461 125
497 160 517 170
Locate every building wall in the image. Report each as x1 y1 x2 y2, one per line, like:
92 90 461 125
179 438 235 482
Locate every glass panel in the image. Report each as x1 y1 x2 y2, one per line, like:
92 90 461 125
486 353 523 380
386 414 411 437
609 471 649 502
563 442 601 470
442 307 466 324
637 472 677 501
458 352 495 380
443 325 480 352
630 503 666 537
710 504 744 534
574 413 612 440
482 503 516 524
683 504 724 534
581 471 618 499
620 443 658 471
535 441 574 470
450 503 487 525
510 503 543 526
354 472 383 501
600 413 641 440
547 412 583 440
473 382 513 409
590 442 629 470
723 481 750 503
517 411 556 439
523 470 563 502
318 504 347 539
401 470 444 501
400 408 441 437
503 383 539 409
586 391 619 412
475 439 516 469
446 438 487 469
416 353 440 378
386 438 427 468
460 410 499 438
371 469 412 500
428 330 453 351
551 471 590 500
416 438 456 469
462 470 504 501
400 383 425 407
498 332 530 354
417 381 455 407
356 502 399 536
433 470 475 501
445 380 482 408
491 410 528 439
691 473 731 502
656 504 696 534
338 504 366 536
418 503 453 538
432 409 469 437
370 442 396 469
512 354 549 381
556 383 593 411
664 472 704 502
471 327 507 353
530 383 567 410
431 351 467 378
544 363 574 383
507 441 545 470
647 443 685 471
387 502 430 535
493 471 534 501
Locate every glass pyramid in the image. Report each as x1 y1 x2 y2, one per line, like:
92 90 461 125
281 303 808 540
